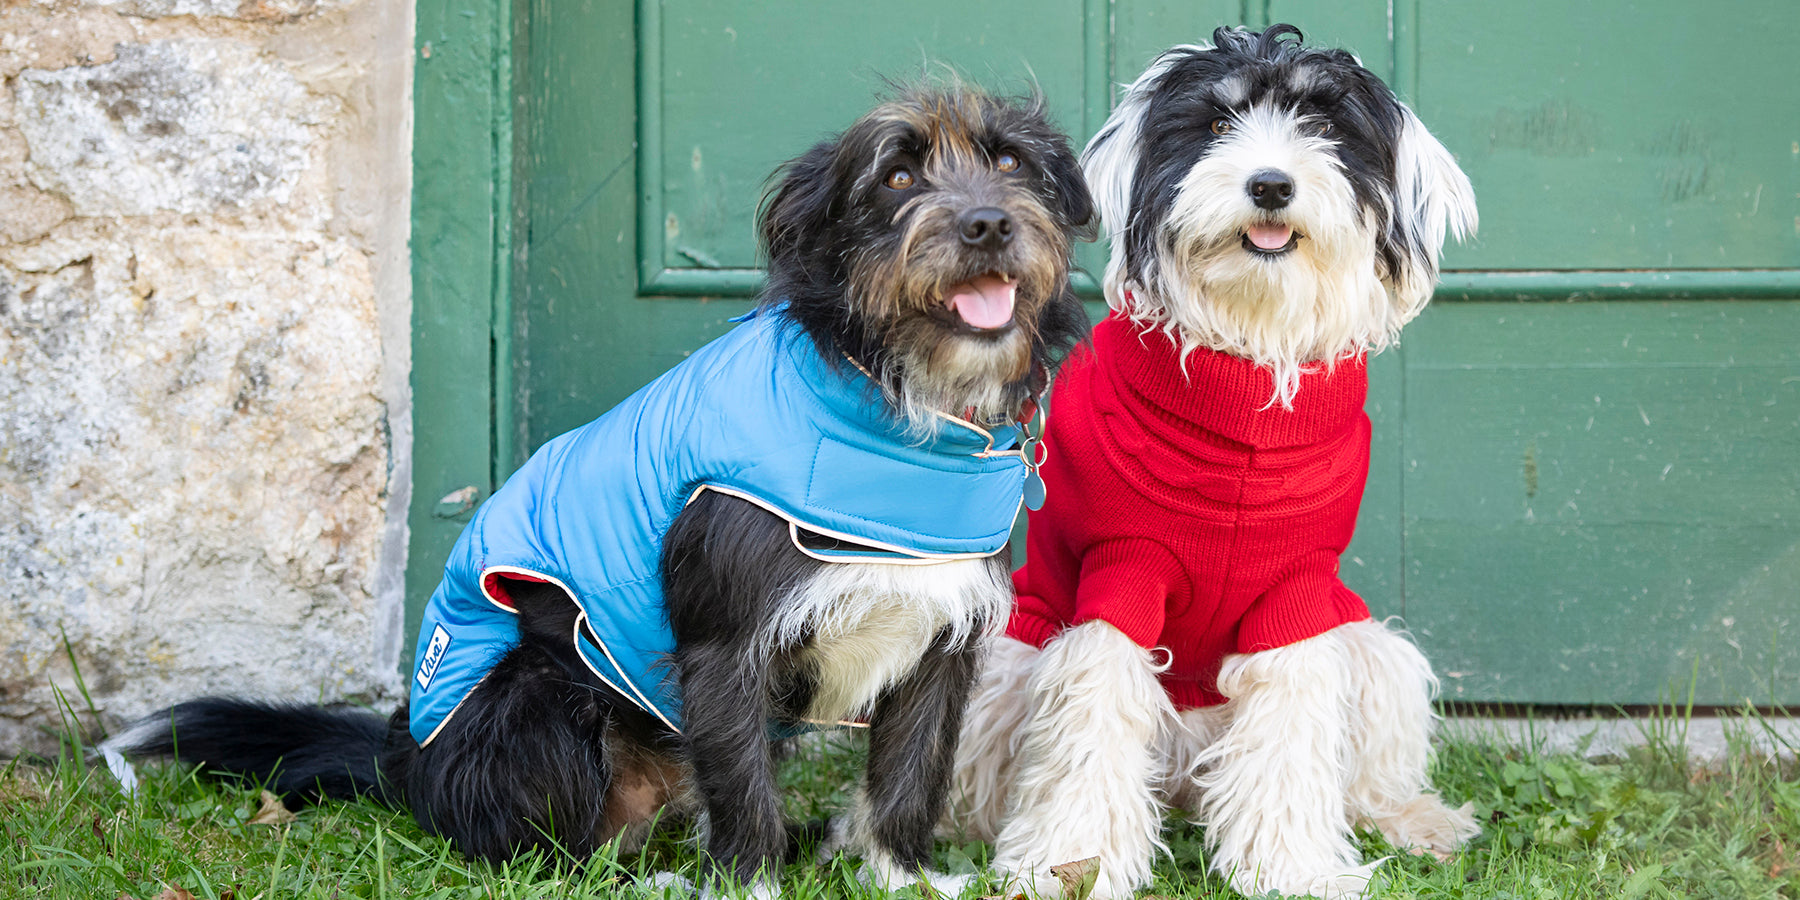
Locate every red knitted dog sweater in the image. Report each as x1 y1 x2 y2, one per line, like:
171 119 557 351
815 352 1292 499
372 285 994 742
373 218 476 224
1007 313 1374 708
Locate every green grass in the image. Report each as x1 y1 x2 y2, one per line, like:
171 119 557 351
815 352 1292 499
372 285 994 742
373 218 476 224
3 716 1797 900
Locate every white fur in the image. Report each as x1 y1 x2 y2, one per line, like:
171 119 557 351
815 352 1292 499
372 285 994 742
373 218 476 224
947 636 1041 840
98 719 165 795
768 557 1008 724
1197 628 1377 898
1389 108 1479 314
955 621 1476 900
822 787 977 896
982 624 1174 900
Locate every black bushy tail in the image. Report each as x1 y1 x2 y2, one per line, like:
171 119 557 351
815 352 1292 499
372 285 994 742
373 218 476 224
104 697 400 806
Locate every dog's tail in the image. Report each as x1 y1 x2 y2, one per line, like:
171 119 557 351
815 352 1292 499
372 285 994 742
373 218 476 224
100 697 399 806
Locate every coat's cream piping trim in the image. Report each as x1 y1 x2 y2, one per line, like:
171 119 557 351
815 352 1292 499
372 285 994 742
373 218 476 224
685 484 1009 564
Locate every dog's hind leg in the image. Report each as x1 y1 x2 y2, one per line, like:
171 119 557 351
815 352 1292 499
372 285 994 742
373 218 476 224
1339 619 1479 859
990 621 1171 900
1198 627 1379 900
396 579 672 865
396 639 620 864
826 628 981 895
946 635 1039 841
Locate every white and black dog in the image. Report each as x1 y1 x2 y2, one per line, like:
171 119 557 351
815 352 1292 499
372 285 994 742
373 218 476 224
106 85 1092 894
949 26 1478 900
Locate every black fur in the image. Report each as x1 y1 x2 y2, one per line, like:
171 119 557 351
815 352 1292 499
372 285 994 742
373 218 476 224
106 84 1093 887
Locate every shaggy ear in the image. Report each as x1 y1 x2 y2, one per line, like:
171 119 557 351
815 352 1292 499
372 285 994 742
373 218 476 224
1382 107 1478 316
1080 48 1198 312
1080 82 1152 247
1040 139 1098 242
758 141 840 268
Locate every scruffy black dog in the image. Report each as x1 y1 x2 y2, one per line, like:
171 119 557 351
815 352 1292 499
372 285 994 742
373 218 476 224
105 84 1092 894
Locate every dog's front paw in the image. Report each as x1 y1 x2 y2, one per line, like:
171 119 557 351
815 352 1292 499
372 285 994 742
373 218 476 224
1225 857 1385 900
1367 795 1480 861
644 871 782 900
851 852 974 898
991 858 1139 900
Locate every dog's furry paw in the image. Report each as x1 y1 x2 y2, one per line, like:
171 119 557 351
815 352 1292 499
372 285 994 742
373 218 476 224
863 866 974 898
643 872 781 900
1226 857 1385 900
815 815 971 897
1367 795 1480 861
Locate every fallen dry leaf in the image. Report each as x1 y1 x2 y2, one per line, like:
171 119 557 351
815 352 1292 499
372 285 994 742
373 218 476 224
1049 857 1101 900
158 887 198 900
246 790 297 826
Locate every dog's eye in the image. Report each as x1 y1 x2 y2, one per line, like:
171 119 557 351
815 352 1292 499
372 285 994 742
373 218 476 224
1314 121 1333 137
885 168 915 190
1210 117 1233 136
995 152 1020 173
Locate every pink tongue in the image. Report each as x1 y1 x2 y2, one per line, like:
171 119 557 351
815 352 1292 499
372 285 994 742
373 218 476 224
1246 223 1294 250
947 274 1017 329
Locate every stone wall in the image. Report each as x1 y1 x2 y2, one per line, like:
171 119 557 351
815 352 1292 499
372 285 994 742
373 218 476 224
0 0 413 752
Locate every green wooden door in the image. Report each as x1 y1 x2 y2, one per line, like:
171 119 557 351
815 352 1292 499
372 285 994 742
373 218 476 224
414 0 1800 705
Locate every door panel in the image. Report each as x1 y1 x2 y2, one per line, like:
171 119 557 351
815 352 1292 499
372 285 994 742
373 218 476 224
486 0 1800 704
649 1 1094 281
1417 3 1799 271
1403 301 1800 703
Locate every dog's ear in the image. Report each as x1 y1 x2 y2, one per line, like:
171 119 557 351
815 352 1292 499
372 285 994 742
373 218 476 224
1380 107 1478 316
1080 89 1149 250
1080 47 1196 294
759 140 840 269
1041 140 1098 242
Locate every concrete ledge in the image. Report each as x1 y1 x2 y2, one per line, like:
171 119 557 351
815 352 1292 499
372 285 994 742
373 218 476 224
1443 714 1800 761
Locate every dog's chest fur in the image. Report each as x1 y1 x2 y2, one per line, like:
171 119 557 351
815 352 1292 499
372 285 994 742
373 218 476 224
775 557 1009 723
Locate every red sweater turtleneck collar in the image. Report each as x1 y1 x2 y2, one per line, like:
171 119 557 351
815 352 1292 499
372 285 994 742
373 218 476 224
1090 313 1368 451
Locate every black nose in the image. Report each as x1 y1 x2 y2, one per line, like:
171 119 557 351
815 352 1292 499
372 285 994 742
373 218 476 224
957 207 1014 250
1247 169 1295 210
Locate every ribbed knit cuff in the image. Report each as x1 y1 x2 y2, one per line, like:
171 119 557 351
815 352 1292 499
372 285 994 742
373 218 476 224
1071 543 1175 649
1005 605 1065 650
1238 574 1373 653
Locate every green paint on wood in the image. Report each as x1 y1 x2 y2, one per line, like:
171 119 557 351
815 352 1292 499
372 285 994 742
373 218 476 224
1419 2 1800 272
1403 302 1800 704
405 0 512 656
426 0 1800 705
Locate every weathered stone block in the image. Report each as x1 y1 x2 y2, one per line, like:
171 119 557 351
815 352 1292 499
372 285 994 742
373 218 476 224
89 0 354 22
0 186 73 244
0 221 398 750
14 40 330 217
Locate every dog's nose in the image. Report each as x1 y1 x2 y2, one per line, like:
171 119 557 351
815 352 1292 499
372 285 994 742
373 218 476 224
957 207 1014 250
1247 169 1295 210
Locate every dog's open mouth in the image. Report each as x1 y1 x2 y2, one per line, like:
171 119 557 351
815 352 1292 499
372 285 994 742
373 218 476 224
944 272 1016 330
1242 223 1300 256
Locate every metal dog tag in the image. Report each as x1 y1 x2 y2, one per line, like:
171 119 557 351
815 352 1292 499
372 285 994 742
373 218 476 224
1024 470 1047 511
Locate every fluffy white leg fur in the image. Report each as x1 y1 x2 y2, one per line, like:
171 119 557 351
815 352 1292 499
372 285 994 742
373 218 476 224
1196 628 1380 900
819 793 975 896
1157 704 1231 814
1339 619 1481 857
990 621 1173 900
946 636 1041 841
